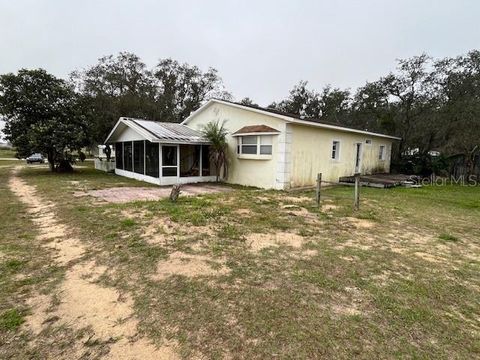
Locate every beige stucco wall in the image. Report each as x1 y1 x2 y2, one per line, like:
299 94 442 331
289 124 393 187
185 103 286 189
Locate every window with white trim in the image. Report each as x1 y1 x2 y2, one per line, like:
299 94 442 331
379 145 386 160
331 141 340 160
237 135 272 155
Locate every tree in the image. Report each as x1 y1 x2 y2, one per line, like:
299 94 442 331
72 53 232 143
201 121 228 182
0 69 89 172
433 51 480 177
350 81 395 134
239 97 258 106
269 81 322 118
380 54 435 157
153 58 231 123
71 52 157 144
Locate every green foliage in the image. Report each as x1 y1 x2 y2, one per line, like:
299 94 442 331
0 309 24 331
71 52 231 143
0 69 89 172
201 121 229 181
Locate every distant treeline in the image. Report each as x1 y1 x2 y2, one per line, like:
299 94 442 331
1 51 479 176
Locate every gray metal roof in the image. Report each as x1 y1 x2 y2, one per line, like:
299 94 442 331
123 118 209 143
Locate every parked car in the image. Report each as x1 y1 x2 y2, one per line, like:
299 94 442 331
26 153 45 164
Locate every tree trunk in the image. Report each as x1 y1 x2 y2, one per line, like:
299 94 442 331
47 151 55 172
57 159 73 173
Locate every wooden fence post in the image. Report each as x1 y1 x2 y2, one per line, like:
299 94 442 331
315 173 322 206
354 173 360 210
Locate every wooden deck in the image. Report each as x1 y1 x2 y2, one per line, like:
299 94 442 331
339 173 417 188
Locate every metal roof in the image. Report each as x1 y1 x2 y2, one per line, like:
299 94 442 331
106 117 209 144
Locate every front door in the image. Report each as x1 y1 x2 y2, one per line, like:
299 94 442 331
354 143 362 173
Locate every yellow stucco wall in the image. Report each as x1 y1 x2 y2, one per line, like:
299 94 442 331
289 124 393 187
185 103 285 189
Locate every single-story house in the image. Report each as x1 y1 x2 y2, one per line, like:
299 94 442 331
105 99 400 189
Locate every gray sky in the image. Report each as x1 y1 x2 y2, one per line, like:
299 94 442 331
1 0 478 105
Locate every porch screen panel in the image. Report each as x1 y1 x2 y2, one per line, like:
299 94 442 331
145 141 159 177
115 143 123 169
180 145 200 177
162 146 177 177
124 142 133 171
133 141 144 174
201 145 213 176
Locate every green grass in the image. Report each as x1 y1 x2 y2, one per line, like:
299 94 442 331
439 233 460 242
0 148 17 158
2 165 480 359
0 309 25 331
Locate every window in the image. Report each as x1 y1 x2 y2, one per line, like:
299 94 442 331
237 135 272 156
162 145 178 177
115 143 123 170
133 141 144 174
379 145 386 160
365 139 372 145
124 142 133 171
260 136 272 154
145 141 159 177
331 141 340 160
240 136 257 154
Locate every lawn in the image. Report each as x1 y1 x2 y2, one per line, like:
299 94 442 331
1 161 479 359
0 148 17 158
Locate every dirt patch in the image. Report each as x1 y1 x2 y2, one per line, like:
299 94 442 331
74 184 230 204
140 217 214 245
152 251 229 280
321 203 338 212
246 232 305 251
344 217 376 229
9 167 179 359
24 294 52 335
280 195 312 203
235 208 252 216
331 286 367 317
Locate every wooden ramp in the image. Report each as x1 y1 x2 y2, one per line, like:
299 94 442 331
338 174 416 188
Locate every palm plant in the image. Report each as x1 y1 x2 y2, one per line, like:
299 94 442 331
202 121 228 182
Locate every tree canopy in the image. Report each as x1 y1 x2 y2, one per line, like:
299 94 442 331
0 69 89 171
1 50 479 176
71 52 231 143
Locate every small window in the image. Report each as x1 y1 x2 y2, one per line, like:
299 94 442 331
379 145 386 160
331 141 340 160
366 139 372 145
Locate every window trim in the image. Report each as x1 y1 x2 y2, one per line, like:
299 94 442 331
379 145 386 161
331 140 341 162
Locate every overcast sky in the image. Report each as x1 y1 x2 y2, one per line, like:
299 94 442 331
1 0 478 105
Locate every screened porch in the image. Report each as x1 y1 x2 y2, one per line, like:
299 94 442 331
113 141 216 185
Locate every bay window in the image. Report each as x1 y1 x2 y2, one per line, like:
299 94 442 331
237 135 272 156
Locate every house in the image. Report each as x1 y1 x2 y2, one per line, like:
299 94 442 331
105 99 400 189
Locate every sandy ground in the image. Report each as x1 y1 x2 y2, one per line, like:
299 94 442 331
8 166 179 359
74 184 231 203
